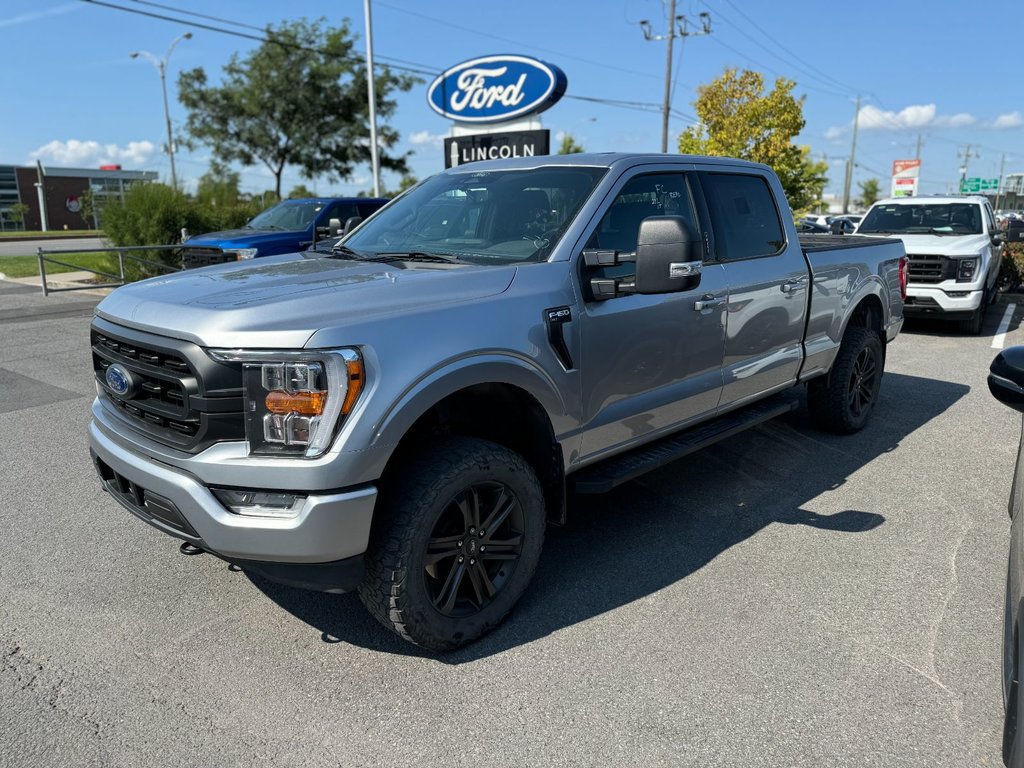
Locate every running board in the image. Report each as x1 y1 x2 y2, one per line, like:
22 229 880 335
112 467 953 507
570 395 800 494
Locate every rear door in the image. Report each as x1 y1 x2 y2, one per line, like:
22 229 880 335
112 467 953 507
577 166 727 460
696 168 809 409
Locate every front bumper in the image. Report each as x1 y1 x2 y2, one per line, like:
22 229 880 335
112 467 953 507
89 418 377 571
904 285 983 315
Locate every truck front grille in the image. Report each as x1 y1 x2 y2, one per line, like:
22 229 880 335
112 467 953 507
91 319 245 453
182 247 227 269
907 253 957 284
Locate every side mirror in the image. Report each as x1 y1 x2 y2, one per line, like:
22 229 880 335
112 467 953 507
328 217 342 236
993 231 1007 246
342 216 363 235
634 216 702 294
829 220 845 235
990 347 1024 413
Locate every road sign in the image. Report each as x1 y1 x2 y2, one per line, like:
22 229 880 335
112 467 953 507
959 177 999 193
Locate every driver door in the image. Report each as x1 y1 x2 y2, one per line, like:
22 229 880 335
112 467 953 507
577 168 727 461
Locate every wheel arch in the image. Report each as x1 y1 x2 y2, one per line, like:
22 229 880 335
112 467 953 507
373 359 569 525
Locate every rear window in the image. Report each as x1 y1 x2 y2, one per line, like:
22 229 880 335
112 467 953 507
700 173 785 261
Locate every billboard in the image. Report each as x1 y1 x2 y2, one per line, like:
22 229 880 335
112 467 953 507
891 159 921 198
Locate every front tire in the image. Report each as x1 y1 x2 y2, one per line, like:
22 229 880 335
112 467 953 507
358 437 546 651
807 326 884 434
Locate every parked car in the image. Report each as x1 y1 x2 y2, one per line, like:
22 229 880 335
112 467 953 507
88 153 907 650
181 197 388 268
859 195 1005 334
797 219 830 233
987 347 1024 767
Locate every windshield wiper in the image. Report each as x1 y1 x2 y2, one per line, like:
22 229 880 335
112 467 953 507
327 243 365 259
371 251 464 264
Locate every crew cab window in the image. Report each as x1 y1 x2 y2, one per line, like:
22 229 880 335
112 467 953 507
700 173 785 261
586 172 698 254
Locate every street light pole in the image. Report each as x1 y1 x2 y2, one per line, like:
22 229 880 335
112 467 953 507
364 0 381 198
131 32 192 189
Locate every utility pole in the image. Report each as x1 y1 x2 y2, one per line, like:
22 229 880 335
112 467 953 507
842 95 860 213
131 33 192 190
640 9 711 153
915 133 922 161
996 153 1008 210
364 0 381 198
958 143 979 184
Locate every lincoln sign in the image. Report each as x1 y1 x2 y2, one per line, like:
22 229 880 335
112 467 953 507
444 130 550 169
427 55 568 124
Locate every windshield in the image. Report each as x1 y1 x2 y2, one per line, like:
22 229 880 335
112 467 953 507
247 201 323 231
343 166 607 265
859 202 984 235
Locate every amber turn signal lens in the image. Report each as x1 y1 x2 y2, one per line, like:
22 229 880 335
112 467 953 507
265 390 327 416
341 358 364 415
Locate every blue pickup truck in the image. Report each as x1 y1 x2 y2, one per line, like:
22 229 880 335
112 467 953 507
181 197 388 268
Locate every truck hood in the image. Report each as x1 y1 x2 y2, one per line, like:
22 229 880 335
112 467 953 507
185 228 306 250
865 232 991 256
94 253 517 348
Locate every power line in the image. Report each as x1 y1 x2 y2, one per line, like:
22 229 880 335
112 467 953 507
374 0 665 83
704 34 850 100
715 0 859 95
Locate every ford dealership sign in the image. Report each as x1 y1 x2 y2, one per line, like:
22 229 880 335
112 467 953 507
427 55 567 124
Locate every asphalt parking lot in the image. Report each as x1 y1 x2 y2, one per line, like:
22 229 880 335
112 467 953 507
1 279 1022 767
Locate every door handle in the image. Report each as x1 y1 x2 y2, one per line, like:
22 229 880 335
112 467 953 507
694 294 726 311
780 277 808 294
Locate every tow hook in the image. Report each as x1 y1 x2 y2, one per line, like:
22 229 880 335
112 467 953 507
179 542 204 556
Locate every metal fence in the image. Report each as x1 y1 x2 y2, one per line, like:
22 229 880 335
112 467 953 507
36 244 182 296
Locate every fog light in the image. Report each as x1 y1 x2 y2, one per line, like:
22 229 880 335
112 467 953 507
212 488 305 518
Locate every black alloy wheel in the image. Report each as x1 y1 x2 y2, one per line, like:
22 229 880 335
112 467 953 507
423 481 526 617
359 436 545 651
807 326 884 434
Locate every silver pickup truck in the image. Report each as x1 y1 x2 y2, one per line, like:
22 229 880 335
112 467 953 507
88 154 907 650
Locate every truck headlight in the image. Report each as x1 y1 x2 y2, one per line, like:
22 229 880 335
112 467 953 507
957 257 980 282
223 248 258 261
208 349 364 458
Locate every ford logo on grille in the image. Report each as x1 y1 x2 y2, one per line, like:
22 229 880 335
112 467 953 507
105 364 135 397
427 55 567 124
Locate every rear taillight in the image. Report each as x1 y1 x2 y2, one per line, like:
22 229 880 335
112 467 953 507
898 255 908 301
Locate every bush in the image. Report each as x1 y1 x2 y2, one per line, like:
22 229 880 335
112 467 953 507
1001 242 1024 292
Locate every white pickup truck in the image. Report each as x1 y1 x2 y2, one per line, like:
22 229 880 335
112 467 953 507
858 195 1005 333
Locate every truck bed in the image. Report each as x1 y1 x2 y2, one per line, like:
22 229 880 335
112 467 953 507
798 234 896 253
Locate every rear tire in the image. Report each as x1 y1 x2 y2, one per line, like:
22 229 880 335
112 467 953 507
358 437 545 651
807 327 884 434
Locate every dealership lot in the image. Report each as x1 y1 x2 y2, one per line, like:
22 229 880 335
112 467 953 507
1 279 1021 767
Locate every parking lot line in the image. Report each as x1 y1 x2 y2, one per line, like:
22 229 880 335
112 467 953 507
992 303 1017 349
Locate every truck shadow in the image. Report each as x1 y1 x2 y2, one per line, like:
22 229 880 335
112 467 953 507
251 372 968 662
901 299 1022 338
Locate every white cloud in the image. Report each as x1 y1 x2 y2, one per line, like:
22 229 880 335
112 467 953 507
936 112 976 128
993 112 1024 130
825 103 979 136
408 130 446 147
29 139 157 168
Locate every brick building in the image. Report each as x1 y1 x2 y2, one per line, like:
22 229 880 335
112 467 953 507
0 164 157 232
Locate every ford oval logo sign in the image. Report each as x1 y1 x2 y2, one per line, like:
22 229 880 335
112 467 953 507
105 364 134 397
427 55 567 124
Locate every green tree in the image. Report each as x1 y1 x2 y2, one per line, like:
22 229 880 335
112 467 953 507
7 202 29 227
196 161 242 209
558 133 585 154
178 18 415 197
679 68 828 213
288 184 315 199
857 178 882 209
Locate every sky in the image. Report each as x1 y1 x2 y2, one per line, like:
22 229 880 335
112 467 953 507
2 0 1021 202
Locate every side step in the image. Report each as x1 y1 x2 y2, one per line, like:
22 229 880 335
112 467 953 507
570 394 800 494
